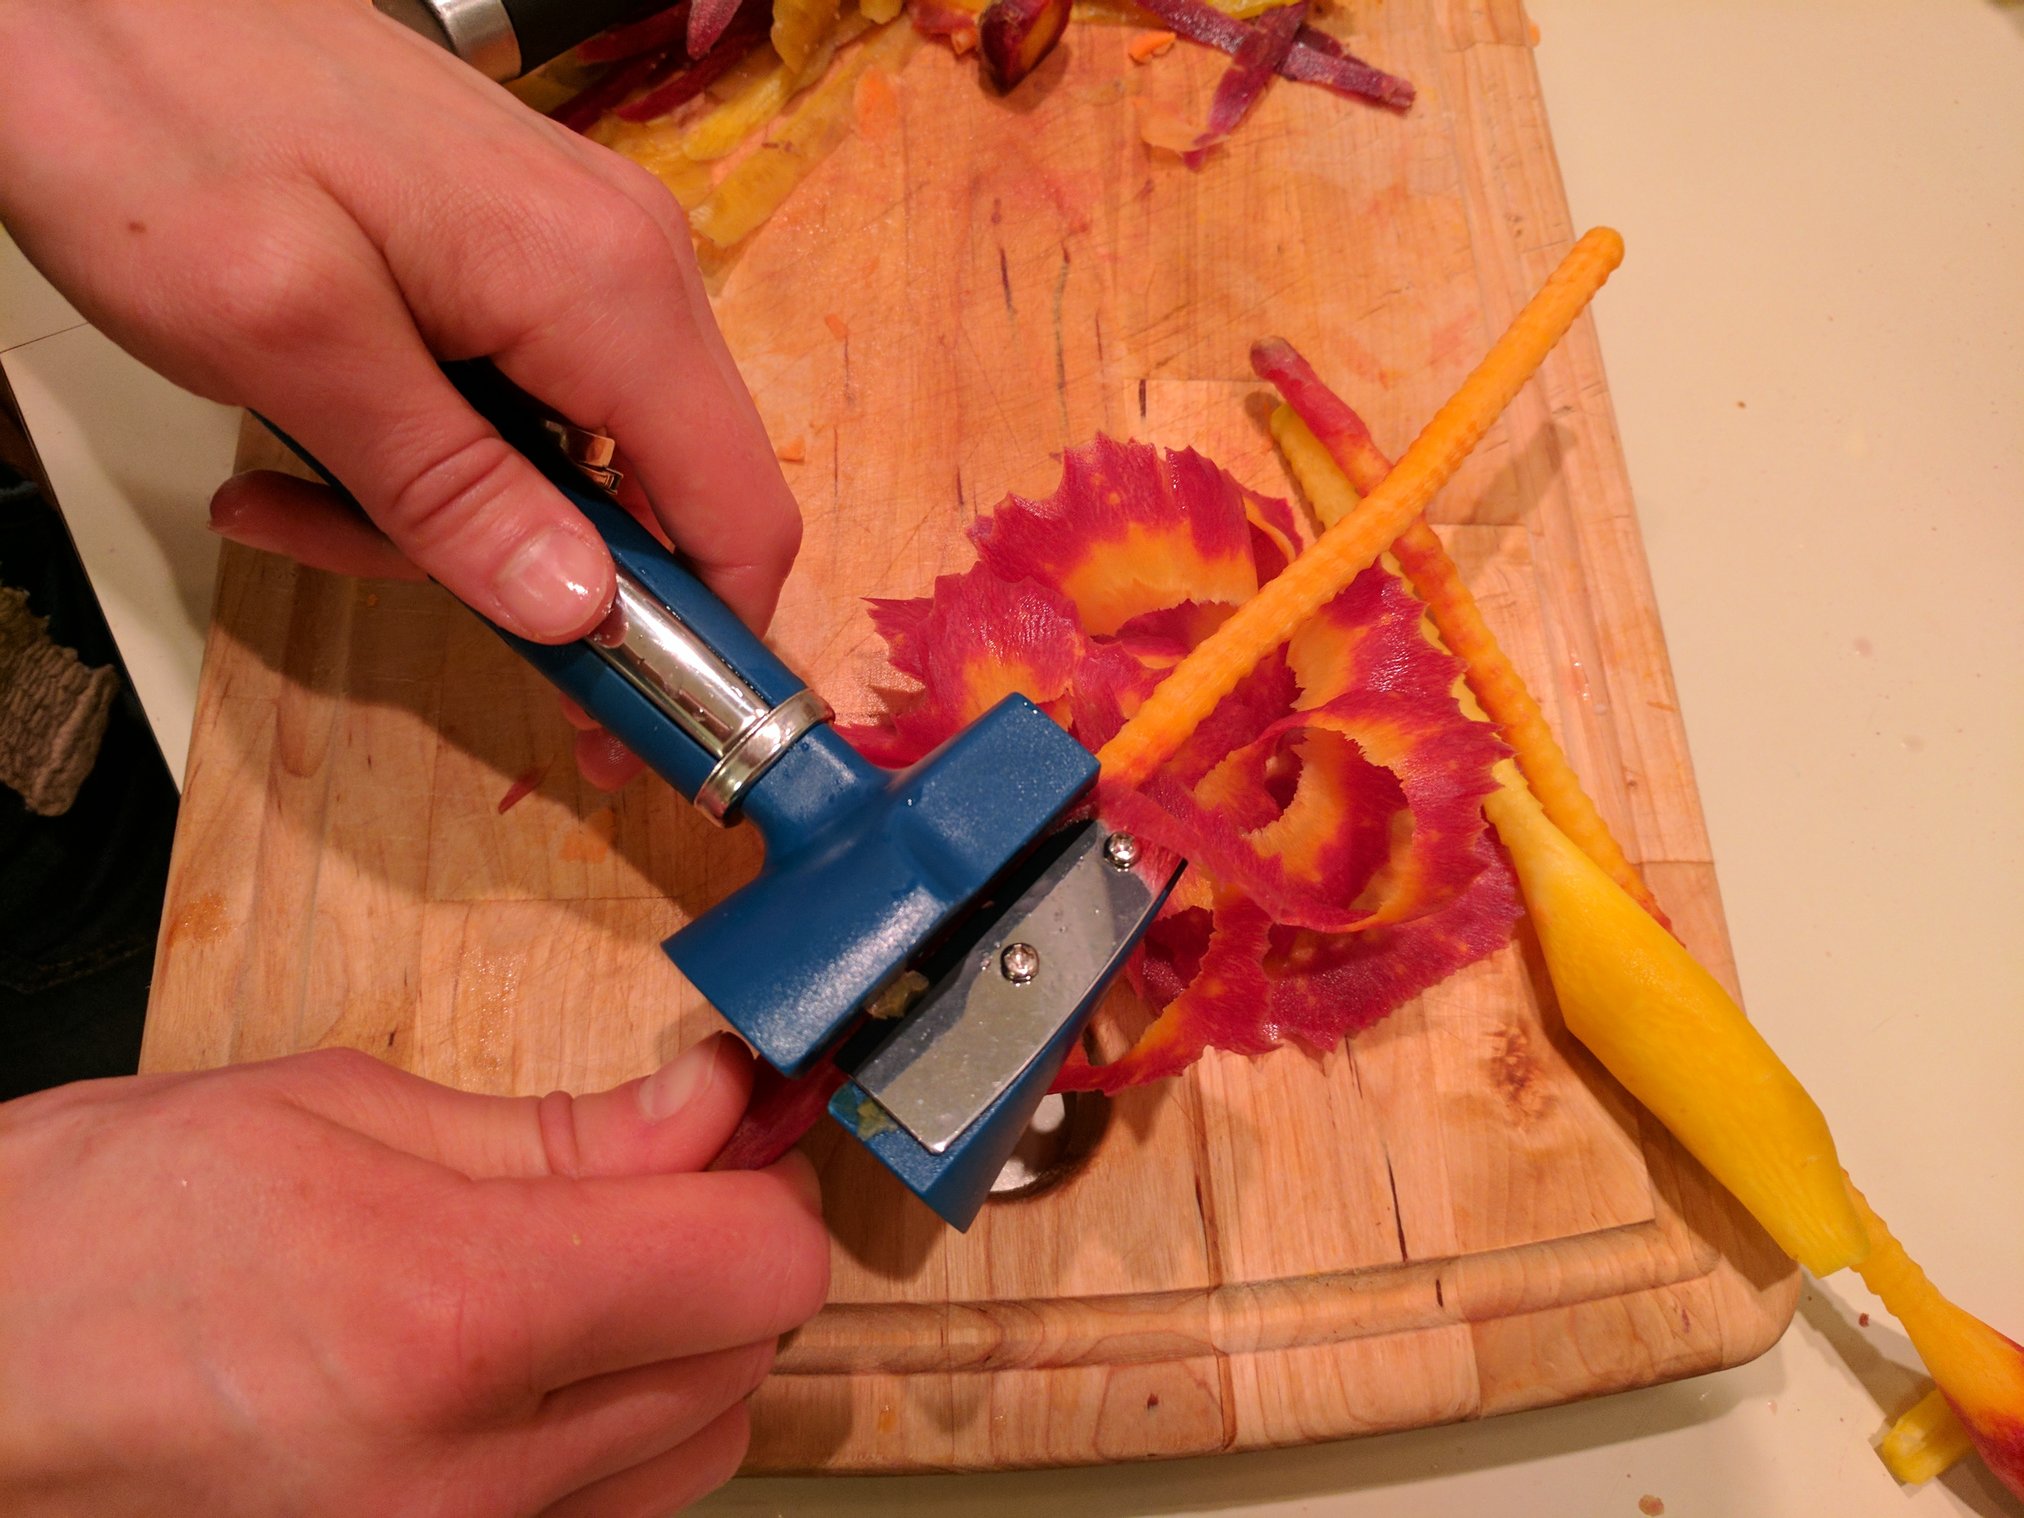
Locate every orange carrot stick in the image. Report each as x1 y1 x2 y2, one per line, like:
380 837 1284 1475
1254 341 1670 927
1097 227 1625 788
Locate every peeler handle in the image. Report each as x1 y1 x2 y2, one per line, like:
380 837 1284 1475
263 361 831 824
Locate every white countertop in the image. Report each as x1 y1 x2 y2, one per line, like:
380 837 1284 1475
3 2 2018 1512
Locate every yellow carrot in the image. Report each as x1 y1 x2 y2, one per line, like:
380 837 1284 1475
1097 228 1626 789
1847 1181 2024 1495
1485 766 1868 1275
1268 401 1671 927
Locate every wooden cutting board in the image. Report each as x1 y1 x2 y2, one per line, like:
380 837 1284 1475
144 0 1795 1475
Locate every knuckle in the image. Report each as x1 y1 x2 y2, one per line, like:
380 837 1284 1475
203 231 354 353
379 430 526 552
606 155 683 224
579 191 680 291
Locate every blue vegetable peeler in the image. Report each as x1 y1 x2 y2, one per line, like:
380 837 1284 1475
266 363 1180 1228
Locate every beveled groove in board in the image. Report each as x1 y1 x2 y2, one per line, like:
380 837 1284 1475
145 0 1797 1475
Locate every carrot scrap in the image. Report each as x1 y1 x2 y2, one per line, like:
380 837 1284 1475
911 0 982 53
775 436 809 462
772 0 842 75
689 0 752 55
979 0 1074 90
1130 0 1414 111
1253 337 1672 928
497 762 550 815
616 10 771 121
853 62 901 140
824 312 850 339
1879 1387 1977 1487
554 50 683 132
580 3 694 62
690 20 920 250
1128 28 1177 60
1096 227 1625 790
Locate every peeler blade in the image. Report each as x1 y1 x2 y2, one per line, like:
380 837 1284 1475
848 820 1178 1154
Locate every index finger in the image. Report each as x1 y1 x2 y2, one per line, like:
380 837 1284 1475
492 181 803 632
467 1159 829 1392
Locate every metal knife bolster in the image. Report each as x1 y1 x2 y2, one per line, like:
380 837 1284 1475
587 572 831 822
373 0 655 80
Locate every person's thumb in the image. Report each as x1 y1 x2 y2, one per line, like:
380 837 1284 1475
273 1032 755 1181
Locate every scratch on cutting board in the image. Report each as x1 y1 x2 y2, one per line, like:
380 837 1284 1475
1383 1149 1410 1261
1051 244 1072 435
999 246 1014 318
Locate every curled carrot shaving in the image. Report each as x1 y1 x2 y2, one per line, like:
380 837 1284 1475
1255 341 1671 928
1096 227 1625 788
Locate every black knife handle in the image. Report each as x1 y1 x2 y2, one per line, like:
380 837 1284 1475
374 0 660 79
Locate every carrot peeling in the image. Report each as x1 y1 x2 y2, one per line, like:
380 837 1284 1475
1128 28 1177 61
1253 338 1670 928
1096 227 1625 789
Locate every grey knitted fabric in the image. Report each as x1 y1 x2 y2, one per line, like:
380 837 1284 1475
0 584 118 816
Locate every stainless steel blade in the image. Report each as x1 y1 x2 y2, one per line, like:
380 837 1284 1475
850 821 1177 1154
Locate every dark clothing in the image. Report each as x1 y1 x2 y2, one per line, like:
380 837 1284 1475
0 468 177 1099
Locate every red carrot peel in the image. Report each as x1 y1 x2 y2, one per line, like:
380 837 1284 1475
1129 0 1413 111
554 50 684 131
689 0 753 55
1250 335 1673 928
842 434 1517 1092
1137 0 1304 166
616 9 771 120
579 2 693 61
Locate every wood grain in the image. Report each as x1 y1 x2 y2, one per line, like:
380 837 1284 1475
144 0 1796 1475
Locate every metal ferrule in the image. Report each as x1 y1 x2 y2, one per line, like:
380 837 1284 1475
588 570 831 822
373 0 521 80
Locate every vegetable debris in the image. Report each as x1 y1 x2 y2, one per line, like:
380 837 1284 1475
550 0 1415 247
843 436 1521 1091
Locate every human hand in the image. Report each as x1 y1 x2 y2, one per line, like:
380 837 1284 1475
0 1034 829 1517
0 0 800 659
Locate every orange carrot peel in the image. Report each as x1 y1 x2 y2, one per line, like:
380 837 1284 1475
1252 336 1671 928
1095 227 1626 790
